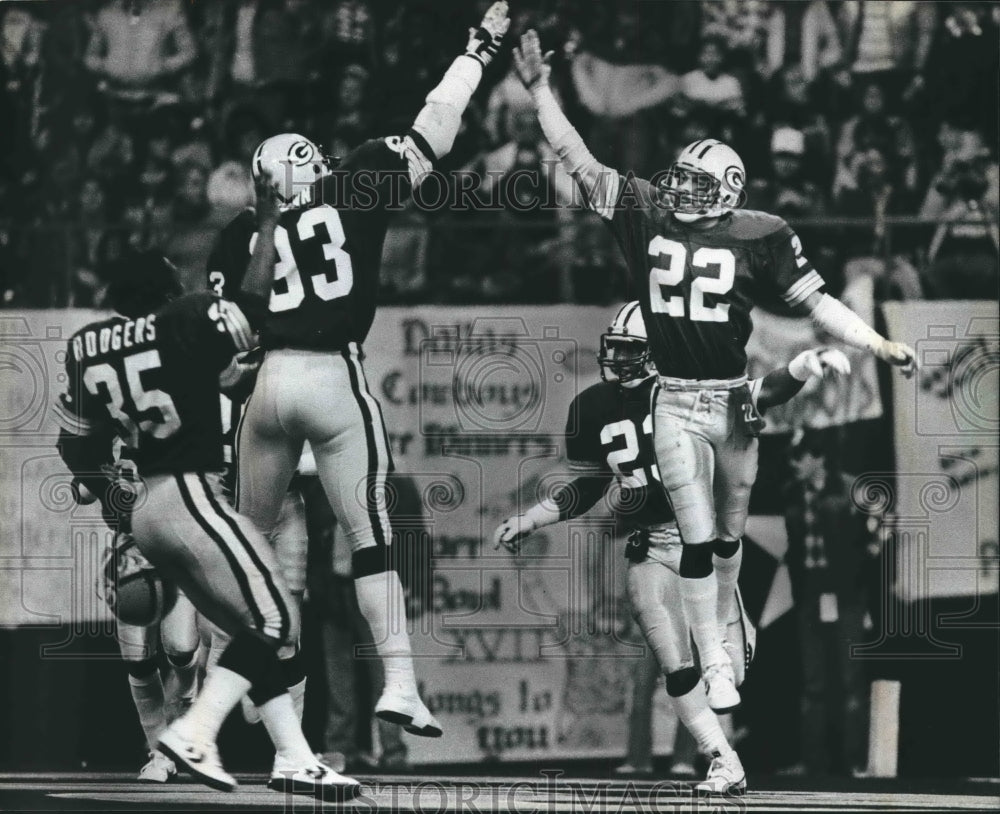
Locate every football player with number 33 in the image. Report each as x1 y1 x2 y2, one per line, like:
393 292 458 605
215 2 510 740
513 29 916 714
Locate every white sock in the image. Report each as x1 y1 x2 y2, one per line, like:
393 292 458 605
680 573 726 668
714 542 743 626
354 570 417 695
258 692 314 763
180 666 250 743
287 678 306 723
128 672 166 750
672 685 731 756
166 649 200 707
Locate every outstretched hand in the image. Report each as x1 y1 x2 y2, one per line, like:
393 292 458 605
493 515 535 554
513 29 554 91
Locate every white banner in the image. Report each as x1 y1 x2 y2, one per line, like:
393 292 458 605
882 300 999 600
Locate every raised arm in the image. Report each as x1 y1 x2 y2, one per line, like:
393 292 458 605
513 30 623 219
408 1 509 165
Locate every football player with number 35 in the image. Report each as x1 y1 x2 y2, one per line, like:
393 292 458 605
214 2 510 740
513 29 916 714
53 188 363 800
494 303 853 795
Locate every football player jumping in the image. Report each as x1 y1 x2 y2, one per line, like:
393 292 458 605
218 2 510 739
53 186 362 800
493 302 852 795
513 30 916 713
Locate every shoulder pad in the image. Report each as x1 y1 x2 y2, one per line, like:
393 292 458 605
725 209 789 241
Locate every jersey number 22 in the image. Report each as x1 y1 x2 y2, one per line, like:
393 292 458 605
648 237 735 323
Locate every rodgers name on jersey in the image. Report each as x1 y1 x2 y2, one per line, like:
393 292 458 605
55 293 258 476
565 377 674 531
596 176 825 380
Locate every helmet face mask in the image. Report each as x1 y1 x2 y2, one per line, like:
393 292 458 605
598 335 651 385
598 301 654 386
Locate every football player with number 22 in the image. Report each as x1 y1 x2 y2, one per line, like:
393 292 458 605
215 2 510 741
494 303 853 795
513 29 916 714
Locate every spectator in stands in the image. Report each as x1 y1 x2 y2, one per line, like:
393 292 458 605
165 162 218 292
326 0 375 68
207 107 265 222
764 0 841 82
783 430 874 777
675 36 745 143
748 127 826 220
327 64 372 149
920 126 1000 299
1 4 45 171
762 65 834 184
69 176 129 308
835 1 936 109
923 3 1000 150
380 207 430 304
833 82 917 200
85 107 137 192
83 0 196 107
700 0 771 77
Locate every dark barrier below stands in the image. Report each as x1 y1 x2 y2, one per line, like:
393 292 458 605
1 592 995 777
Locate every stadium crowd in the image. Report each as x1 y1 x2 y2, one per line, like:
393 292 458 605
0 0 997 307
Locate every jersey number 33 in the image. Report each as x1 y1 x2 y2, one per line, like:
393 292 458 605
249 207 355 313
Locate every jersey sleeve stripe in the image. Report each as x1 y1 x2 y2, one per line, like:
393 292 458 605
221 304 254 351
53 399 95 435
405 127 437 165
569 460 604 474
782 270 824 306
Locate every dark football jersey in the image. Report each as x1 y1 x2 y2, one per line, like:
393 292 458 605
54 293 260 476
565 377 674 530
595 175 825 380
208 136 428 351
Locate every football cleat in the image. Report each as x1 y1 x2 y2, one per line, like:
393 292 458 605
695 749 747 795
138 750 176 783
267 755 363 802
702 660 741 714
157 724 236 792
375 690 443 738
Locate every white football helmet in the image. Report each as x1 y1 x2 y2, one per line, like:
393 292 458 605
251 133 332 210
598 301 654 387
658 138 746 222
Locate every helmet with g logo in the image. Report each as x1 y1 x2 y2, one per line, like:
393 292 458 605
659 139 746 222
251 133 333 210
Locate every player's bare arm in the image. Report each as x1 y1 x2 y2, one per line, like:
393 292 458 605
514 29 628 218
798 289 917 378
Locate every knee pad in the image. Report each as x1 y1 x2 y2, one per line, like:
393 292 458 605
352 544 392 578
125 657 159 679
665 667 700 698
713 538 741 559
679 543 714 578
